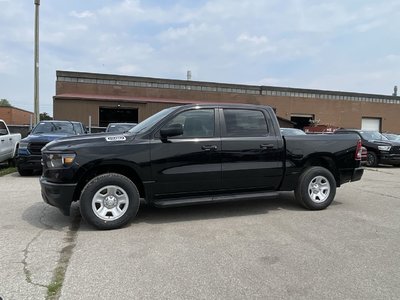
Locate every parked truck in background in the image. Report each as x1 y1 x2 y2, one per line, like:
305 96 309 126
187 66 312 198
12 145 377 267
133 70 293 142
17 120 86 176
40 104 364 230
0 119 21 166
334 129 400 167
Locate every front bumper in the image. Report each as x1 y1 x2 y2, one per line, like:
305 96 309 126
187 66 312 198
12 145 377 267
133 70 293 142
380 153 400 165
40 177 77 216
16 155 42 171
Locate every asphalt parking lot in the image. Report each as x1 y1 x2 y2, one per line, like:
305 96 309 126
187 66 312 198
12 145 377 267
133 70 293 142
0 167 399 300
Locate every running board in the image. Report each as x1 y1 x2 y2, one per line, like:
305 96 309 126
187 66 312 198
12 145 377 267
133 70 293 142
153 191 280 208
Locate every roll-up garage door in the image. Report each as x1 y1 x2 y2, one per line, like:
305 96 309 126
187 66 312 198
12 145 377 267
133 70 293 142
361 117 381 131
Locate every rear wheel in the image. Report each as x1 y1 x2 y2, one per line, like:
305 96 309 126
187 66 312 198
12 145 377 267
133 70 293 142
80 173 140 230
295 166 336 210
366 152 378 167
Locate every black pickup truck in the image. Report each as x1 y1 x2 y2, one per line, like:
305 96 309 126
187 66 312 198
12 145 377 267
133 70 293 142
334 129 400 167
40 104 363 229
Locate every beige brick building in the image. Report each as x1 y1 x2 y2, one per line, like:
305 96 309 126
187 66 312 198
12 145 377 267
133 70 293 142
0 106 33 125
54 70 400 132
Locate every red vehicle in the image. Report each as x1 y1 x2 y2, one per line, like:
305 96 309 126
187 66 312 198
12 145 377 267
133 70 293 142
304 125 340 134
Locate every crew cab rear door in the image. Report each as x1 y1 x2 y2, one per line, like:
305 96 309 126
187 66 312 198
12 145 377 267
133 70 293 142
219 107 284 191
150 107 221 199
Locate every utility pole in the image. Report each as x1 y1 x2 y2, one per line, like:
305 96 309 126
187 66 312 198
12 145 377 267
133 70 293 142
34 0 40 124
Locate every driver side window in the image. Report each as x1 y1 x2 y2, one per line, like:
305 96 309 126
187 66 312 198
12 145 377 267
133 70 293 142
163 109 215 138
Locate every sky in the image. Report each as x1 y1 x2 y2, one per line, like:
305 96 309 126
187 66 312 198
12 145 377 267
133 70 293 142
1 0 399 115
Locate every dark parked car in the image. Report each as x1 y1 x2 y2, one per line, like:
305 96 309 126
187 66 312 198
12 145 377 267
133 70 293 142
105 123 137 133
40 104 363 229
334 129 400 167
16 120 86 176
280 128 306 136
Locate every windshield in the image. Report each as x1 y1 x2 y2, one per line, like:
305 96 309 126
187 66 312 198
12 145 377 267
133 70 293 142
32 121 78 135
107 124 136 133
384 134 400 141
129 107 179 133
359 131 388 141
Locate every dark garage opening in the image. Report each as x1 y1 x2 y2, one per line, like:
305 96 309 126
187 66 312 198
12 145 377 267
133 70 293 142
99 107 138 127
291 114 314 130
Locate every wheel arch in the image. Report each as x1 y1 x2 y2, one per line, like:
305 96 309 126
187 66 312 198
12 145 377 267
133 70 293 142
303 154 339 186
73 160 146 203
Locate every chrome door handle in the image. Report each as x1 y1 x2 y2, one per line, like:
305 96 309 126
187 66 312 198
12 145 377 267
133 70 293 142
201 145 218 151
260 144 275 149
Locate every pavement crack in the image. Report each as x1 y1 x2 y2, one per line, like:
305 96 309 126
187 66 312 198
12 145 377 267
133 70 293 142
46 208 81 300
22 206 54 289
22 229 48 288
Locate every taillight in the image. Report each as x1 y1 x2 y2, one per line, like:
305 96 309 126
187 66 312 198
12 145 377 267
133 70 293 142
355 139 362 160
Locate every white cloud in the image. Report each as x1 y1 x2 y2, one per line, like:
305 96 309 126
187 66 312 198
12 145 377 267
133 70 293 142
237 34 268 46
158 23 220 41
70 10 95 19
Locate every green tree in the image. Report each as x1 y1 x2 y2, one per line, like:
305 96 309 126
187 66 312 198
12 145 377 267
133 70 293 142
40 112 53 120
0 99 11 106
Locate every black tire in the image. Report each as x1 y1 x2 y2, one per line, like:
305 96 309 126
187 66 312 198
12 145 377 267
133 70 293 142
366 152 378 167
80 173 140 230
17 166 33 176
295 166 336 210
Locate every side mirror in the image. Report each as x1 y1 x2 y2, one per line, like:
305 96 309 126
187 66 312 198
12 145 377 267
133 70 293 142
160 123 183 140
0 128 7 135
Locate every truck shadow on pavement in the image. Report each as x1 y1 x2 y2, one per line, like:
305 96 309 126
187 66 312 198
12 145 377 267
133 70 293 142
22 202 79 231
23 193 342 230
130 192 342 226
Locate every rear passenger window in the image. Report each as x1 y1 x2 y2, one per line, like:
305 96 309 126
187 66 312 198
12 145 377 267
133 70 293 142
223 109 268 137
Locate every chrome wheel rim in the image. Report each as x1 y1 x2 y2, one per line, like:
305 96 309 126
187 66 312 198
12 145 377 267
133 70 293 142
92 185 129 221
308 176 330 203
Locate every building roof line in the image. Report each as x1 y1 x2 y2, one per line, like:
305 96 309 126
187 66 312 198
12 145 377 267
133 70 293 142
56 70 400 101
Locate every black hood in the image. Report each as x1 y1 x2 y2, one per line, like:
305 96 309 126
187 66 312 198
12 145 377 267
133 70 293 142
42 132 136 152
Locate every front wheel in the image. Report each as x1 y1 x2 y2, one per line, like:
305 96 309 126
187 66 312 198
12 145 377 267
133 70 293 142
80 173 140 230
366 152 378 167
295 166 336 210
17 166 33 176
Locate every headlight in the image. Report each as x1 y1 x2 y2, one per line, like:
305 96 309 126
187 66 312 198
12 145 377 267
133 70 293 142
378 145 391 151
45 153 76 168
18 141 29 149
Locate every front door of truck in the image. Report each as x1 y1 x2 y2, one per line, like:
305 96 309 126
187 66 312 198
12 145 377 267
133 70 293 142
150 108 221 199
219 108 284 192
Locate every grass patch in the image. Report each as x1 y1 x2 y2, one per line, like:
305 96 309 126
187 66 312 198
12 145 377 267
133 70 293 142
0 167 16 177
47 279 63 299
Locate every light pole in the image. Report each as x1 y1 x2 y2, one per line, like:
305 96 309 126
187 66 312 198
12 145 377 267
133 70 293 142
34 0 40 124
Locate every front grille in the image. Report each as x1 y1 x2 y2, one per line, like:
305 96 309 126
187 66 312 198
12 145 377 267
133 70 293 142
28 142 47 155
391 146 400 154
